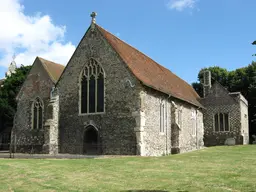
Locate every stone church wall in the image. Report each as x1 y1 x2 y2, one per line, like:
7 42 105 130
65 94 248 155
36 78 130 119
171 99 204 154
141 87 204 156
202 104 241 146
141 87 172 156
201 83 243 146
57 27 141 155
11 59 54 153
240 96 249 144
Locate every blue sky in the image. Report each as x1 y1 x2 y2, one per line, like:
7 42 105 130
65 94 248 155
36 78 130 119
0 0 255 83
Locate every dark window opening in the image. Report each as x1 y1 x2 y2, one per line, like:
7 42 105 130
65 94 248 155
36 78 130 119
33 106 37 129
214 113 229 132
219 113 224 131
81 77 88 113
83 125 99 155
32 98 43 129
39 106 43 129
80 58 105 114
89 76 96 113
97 73 104 113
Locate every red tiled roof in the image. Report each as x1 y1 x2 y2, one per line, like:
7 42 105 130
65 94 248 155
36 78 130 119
96 25 202 107
38 57 65 83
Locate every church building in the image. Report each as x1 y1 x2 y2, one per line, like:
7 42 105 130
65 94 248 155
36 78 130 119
200 70 249 146
11 13 205 156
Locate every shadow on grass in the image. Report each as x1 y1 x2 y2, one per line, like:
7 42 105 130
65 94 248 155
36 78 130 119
121 190 169 192
121 190 189 192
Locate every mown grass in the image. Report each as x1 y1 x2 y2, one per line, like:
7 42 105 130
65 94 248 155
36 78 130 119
0 146 256 192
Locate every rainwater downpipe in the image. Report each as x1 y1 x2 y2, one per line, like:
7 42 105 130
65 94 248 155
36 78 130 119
196 109 198 149
166 94 171 154
196 106 201 149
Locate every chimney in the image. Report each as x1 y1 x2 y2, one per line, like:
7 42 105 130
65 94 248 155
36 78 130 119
203 70 211 97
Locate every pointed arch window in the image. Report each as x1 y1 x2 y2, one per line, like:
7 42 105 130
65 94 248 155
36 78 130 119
80 58 105 114
32 97 44 129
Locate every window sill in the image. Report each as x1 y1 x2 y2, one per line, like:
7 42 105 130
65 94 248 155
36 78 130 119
214 131 230 133
30 128 44 132
78 112 105 116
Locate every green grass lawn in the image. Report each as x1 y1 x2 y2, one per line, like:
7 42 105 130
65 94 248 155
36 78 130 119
0 146 256 192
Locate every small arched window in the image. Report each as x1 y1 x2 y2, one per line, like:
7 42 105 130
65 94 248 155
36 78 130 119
32 97 44 129
80 58 105 114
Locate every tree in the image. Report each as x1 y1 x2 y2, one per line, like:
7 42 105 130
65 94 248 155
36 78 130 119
0 65 31 132
248 66 256 130
192 82 203 97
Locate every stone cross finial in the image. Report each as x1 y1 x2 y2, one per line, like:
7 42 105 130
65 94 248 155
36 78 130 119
90 12 97 24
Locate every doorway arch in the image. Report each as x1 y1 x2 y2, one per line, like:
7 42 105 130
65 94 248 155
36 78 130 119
83 125 99 155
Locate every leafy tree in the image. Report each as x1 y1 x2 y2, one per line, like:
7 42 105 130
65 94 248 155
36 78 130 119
248 65 256 129
249 42 256 130
228 67 248 97
0 65 31 132
192 82 203 97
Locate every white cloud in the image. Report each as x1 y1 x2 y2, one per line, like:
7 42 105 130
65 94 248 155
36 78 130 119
0 0 75 70
167 0 198 11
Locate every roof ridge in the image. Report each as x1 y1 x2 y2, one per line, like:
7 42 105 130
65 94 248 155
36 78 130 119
37 57 64 67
